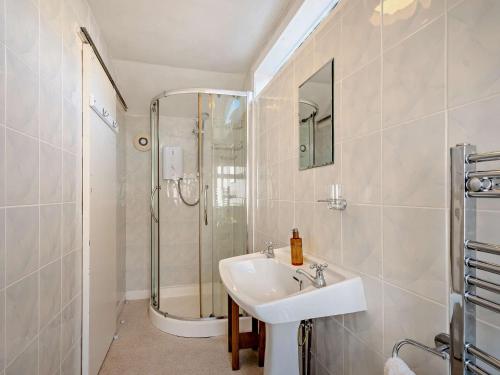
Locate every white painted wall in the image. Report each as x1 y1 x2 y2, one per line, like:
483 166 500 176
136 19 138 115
113 59 246 115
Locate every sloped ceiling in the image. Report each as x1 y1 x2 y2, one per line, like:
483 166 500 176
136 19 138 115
88 0 294 73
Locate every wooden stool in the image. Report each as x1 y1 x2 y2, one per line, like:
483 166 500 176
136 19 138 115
227 295 265 370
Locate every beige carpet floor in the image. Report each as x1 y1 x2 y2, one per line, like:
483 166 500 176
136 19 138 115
99 300 264 375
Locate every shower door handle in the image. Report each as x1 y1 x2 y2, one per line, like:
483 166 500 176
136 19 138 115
203 184 208 226
151 185 160 223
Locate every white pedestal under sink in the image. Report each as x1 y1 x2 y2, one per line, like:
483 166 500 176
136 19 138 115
219 247 367 375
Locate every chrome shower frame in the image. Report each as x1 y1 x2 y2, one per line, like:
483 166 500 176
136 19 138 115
149 88 251 322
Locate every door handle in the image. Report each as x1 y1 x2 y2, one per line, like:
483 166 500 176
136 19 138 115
204 184 208 226
150 185 160 223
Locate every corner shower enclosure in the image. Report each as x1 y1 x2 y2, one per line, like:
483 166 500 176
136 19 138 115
149 89 249 337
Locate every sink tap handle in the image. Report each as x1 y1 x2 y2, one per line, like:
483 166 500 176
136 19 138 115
261 241 275 257
310 263 328 272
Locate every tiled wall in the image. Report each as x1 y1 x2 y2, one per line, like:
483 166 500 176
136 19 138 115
158 116 200 288
253 0 500 373
0 0 115 373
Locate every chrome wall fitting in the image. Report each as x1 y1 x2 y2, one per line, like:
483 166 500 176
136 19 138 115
391 333 450 360
317 183 347 210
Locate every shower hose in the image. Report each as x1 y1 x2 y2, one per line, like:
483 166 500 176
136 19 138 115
176 178 199 206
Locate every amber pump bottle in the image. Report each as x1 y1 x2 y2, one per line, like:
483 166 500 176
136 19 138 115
290 228 303 265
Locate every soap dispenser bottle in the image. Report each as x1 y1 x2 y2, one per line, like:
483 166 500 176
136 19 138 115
290 228 303 266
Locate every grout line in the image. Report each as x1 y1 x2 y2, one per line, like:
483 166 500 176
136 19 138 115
2 2 5 373
447 0 466 12
60 6 66 372
379 0 386 359
444 0 451 328
382 279 448 308
476 317 500 332
447 90 500 112
380 109 447 133
382 13 445 55
2 202 71 209
37 2 42 372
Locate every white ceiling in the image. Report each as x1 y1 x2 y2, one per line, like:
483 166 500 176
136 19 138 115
88 0 294 74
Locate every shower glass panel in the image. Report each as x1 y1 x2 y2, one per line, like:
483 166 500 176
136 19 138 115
151 90 247 320
199 93 247 318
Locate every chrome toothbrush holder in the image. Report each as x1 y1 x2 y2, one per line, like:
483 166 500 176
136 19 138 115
318 184 347 210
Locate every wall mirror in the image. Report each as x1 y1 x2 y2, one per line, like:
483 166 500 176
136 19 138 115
298 59 334 170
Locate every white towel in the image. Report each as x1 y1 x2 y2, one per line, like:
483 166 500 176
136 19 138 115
384 357 416 375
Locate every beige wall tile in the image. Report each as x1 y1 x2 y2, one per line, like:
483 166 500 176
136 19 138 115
39 314 61 375
294 164 315 202
6 273 38 363
344 330 384 375
312 203 341 263
0 127 4 207
0 46 5 126
40 9 62 81
294 39 315 87
5 206 38 284
314 316 344 374
61 295 81 361
40 260 61 328
383 284 447 373
40 75 62 147
341 0 381 78
341 58 381 140
383 207 447 304
5 0 39 72
382 113 445 207
40 204 62 266
0 291 4 369
448 0 500 107
40 142 62 204
278 201 294 245
382 0 445 50
61 250 81 305
314 17 341 75
5 129 38 206
343 204 382 278
5 50 38 137
383 17 445 127
0 211 4 290
5 338 37 375
342 132 381 204
344 274 383 354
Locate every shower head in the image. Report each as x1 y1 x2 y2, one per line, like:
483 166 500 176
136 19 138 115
192 112 210 136
199 112 209 121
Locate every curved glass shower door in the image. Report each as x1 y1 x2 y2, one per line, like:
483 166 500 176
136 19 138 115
151 90 247 320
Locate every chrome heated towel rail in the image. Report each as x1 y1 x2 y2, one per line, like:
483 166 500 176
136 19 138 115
450 144 500 375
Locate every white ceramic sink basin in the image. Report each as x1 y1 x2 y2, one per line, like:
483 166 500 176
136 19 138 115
219 247 367 375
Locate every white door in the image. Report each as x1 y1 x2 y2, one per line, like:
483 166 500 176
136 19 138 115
82 44 118 375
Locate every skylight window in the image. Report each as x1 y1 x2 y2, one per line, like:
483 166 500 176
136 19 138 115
253 0 340 95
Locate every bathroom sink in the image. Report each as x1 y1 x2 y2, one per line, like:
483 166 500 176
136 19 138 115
219 247 366 375
219 248 366 324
